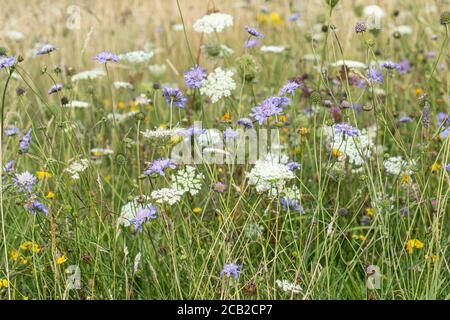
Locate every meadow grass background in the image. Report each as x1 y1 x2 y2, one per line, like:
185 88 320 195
0 0 449 300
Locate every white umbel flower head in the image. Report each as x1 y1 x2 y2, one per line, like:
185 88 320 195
260 45 285 53
151 188 183 205
64 100 90 108
384 156 414 175
71 69 106 81
200 68 236 103
65 159 89 180
119 50 154 64
246 155 294 194
323 126 375 167
276 279 302 294
193 13 233 33
171 166 204 196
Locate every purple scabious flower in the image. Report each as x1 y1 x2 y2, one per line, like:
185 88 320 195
0 56 16 69
445 164 450 171
397 59 410 75
144 159 176 176
288 13 300 22
367 67 383 84
36 44 57 55
381 61 400 71
3 160 15 173
220 263 240 279
48 84 63 95
436 112 450 126
184 66 207 89
279 81 300 96
280 197 305 214
130 205 157 232
237 117 254 129
244 26 263 39
355 21 367 33
25 199 48 215
13 171 36 193
19 128 32 153
398 116 413 123
250 96 289 124
179 125 206 137
5 126 20 137
287 161 300 171
93 51 120 63
224 127 239 140
244 38 259 48
162 87 188 109
352 103 363 114
440 127 450 140
334 123 359 137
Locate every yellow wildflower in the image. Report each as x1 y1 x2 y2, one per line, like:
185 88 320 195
366 208 375 217
270 12 284 25
431 163 441 172
10 250 20 261
405 239 424 254
221 112 231 121
32 244 41 254
278 115 287 123
36 171 52 179
332 148 343 158
117 101 126 109
46 191 55 199
402 174 411 185
56 255 67 265
193 207 202 214
0 278 8 289
20 241 33 251
415 88 423 97
20 257 29 265
298 127 309 137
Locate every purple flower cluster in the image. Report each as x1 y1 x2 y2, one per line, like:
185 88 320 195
250 96 289 124
93 51 120 63
162 87 188 109
279 81 300 96
25 199 49 215
3 160 15 173
184 66 207 89
381 61 400 70
237 117 254 129
48 84 63 95
244 38 259 48
244 26 263 39
437 112 450 126
144 159 176 176
13 171 36 193
0 56 16 69
280 197 305 214
224 127 239 140
130 205 157 232
36 44 57 55
287 161 300 171
5 127 20 137
220 263 241 279
367 67 383 84
334 123 359 137
19 128 32 153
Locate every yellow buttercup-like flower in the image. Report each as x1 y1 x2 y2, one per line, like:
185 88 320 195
193 207 202 214
431 163 441 172
10 250 20 261
366 207 375 217
56 255 67 265
36 171 52 179
46 191 55 199
20 241 33 251
0 278 8 289
406 239 424 254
